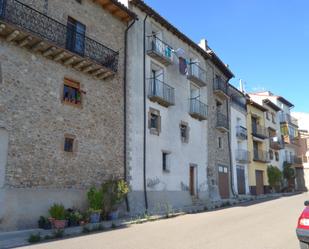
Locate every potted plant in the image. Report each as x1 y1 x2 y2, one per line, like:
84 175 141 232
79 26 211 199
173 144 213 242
87 187 103 223
101 179 129 220
66 210 83 227
48 203 67 229
38 216 52 230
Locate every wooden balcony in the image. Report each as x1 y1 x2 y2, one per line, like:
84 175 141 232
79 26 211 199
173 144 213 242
0 0 119 80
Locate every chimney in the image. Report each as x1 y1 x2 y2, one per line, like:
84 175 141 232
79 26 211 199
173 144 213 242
199 39 208 51
239 79 245 93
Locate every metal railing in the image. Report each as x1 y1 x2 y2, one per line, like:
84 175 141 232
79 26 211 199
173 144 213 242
269 137 284 150
214 77 228 95
236 126 247 140
252 124 269 139
253 150 270 162
148 78 175 106
280 113 298 127
189 98 208 119
236 149 251 163
285 155 302 165
0 0 119 72
147 35 173 62
187 63 207 84
216 112 229 130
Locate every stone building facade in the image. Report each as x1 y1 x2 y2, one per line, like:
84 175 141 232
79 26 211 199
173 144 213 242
0 0 135 230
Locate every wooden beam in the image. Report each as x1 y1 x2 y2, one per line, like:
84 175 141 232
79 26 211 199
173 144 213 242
91 68 105 76
6 30 20 42
18 36 32 47
31 41 45 52
73 60 87 70
42 46 57 57
54 51 66 61
82 65 94 73
64 56 76 66
97 71 111 80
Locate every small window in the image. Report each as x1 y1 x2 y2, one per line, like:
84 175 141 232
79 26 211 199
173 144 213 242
148 108 161 135
162 152 170 172
275 152 279 161
180 121 189 143
64 136 75 152
269 150 274 160
266 111 270 120
63 78 82 106
218 137 222 149
271 113 276 124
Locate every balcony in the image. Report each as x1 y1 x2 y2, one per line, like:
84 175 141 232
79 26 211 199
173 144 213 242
236 149 251 163
216 112 229 132
236 126 248 140
253 150 270 163
269 137 284 150
283 135 300 146
148 78 175 107
0 0 118 79
187 63 207 87
280 113 298 127
214 77 228 98
189 98 208 121
252 125 269 139
285 155 302 165
146 35 173 66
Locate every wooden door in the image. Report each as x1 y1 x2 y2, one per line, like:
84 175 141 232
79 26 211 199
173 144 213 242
237 166 246 195
189 166 195 196
218 165 229 199
255 170 264 195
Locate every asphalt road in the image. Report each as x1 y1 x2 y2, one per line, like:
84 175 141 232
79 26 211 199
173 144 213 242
22 193 308 249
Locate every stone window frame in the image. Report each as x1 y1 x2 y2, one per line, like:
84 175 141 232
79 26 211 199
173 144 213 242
62 78 83 108
148 108 161 136
180 121 190 143
63 134 77 153
162 150 171 173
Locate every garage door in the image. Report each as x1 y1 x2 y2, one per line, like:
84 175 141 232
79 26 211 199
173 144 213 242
237 166 246 195
218 165 229 199
255 170 264 195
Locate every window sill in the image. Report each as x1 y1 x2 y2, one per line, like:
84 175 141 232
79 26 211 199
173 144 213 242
62 100 82 108
149 128 160 136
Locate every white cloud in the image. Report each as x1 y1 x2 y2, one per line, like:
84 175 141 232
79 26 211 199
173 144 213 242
292 112 309 131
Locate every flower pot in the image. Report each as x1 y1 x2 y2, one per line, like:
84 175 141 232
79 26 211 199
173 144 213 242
53 219 66 229
90 212 101 223
108 210 119 221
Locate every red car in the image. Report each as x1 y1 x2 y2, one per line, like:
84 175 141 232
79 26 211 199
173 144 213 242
297 201 309 249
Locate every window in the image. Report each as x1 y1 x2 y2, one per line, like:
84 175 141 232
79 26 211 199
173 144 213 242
162 152 170 172
180 121 189 143
269 150 274 160
66 17 86 55
148 108 161 135
218 137 222 149
271 113 276 124
275 152 279 161
64 135 75 152
63 78 82 106
266 111 270 120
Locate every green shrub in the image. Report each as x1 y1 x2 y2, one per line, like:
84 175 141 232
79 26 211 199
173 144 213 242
28 233 41 243
49 203 66 220
267 165 283 191
87 187 103 212
283 162 296 180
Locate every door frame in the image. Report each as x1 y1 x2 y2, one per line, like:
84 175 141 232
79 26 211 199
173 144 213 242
189 164 198 196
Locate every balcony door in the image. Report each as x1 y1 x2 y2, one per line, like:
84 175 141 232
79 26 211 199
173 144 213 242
252 117 258 134
150 66 163 97
66 17 86 56
253 141 259 159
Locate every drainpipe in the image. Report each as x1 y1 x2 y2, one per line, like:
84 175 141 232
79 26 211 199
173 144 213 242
143 14 149 211
227 87 237 197
124 18 136 212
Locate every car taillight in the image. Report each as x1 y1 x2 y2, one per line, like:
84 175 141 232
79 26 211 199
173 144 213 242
299 218 309 227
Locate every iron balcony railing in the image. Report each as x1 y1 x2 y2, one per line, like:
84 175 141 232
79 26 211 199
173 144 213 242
216 112 229 131
147 35 173 64
236 149 251 163
0 0 119 72
214 77 228 95
253 150 270 163
189 98 208 120
148 78 175 107
285 155 302 165
269 137 284 150
236 126 248 140
252 124 269 139
187 63 207 86
280 113 298 127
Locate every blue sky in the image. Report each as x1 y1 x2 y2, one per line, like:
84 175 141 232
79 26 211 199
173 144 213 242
145 0 309 112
